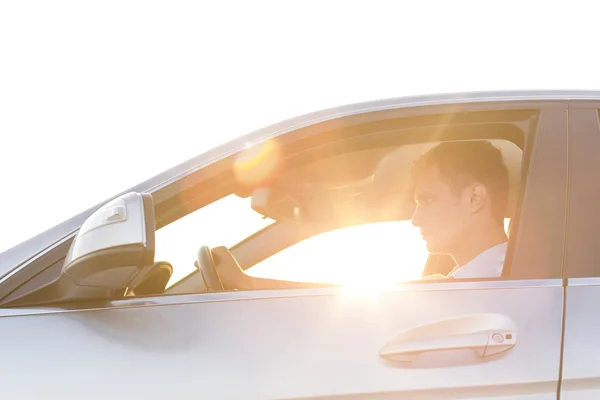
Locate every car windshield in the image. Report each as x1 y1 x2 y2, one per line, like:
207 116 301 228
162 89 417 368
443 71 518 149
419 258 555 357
154 194 274 285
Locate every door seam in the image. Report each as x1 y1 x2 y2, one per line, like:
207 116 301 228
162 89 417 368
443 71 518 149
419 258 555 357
557 279 568 399
556 102 571 399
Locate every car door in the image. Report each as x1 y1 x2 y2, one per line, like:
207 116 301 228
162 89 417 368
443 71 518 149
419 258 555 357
0 98 568 399
559 102 600 399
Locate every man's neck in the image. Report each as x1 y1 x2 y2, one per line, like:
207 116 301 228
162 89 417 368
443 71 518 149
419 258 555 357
451 228 508 267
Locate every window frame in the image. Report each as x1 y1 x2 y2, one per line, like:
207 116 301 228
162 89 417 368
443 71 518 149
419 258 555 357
563 101 600 278
502 103 568 280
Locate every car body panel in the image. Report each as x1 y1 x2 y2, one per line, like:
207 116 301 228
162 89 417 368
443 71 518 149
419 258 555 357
1 280 562 399
561 279 600 399
559 102 600 399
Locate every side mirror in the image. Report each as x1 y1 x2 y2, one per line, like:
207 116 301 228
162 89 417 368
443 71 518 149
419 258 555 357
63 192 155 291
5 192 157 307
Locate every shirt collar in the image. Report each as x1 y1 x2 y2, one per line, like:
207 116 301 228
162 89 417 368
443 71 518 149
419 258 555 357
448 241 508 279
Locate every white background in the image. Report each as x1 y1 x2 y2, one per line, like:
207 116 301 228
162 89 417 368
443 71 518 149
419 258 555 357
1 0 597 254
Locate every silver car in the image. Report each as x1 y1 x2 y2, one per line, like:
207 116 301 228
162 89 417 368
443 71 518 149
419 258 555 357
0 91 597 399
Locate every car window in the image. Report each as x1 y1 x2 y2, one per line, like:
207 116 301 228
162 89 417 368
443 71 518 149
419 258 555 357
245 219 511 286
154 194 274 286
155 137 523 293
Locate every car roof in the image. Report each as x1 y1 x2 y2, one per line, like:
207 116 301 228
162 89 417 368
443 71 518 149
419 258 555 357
0 89 596 279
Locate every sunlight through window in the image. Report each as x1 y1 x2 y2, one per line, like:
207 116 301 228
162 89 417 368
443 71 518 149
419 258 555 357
246 218 512 286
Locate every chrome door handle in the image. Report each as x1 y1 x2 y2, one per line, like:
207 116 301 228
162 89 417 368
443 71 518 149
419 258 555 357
379 313 517 362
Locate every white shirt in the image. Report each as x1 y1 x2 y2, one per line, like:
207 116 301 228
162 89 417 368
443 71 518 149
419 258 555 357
446 241 508 279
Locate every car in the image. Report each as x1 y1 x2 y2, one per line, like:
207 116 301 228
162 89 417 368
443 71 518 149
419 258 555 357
1 90 598 399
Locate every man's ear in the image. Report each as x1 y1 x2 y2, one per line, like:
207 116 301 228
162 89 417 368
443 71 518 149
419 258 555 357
465 183 487 213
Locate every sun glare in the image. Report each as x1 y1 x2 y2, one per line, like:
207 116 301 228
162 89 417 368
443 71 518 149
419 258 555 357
233 140 281 188
245 221 430 289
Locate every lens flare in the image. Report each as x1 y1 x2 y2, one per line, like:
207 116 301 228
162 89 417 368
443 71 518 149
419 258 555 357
233 140 281 188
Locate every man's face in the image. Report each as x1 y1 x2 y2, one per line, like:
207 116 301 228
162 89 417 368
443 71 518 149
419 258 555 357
411 164 472 254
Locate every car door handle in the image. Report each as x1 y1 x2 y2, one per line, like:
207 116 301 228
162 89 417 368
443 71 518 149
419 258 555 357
379 313 517 363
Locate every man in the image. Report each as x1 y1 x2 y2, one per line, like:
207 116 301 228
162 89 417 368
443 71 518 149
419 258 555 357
411 140 510 279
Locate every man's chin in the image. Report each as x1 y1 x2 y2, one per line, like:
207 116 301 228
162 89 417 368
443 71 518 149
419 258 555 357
426 242 448 255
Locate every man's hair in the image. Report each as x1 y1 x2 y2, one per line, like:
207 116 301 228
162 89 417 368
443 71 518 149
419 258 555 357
411 140 510 224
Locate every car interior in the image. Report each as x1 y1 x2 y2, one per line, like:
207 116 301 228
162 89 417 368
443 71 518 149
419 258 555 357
140 126 525 297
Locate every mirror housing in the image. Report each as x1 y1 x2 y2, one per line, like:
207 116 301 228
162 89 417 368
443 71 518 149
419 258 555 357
63 192 155 290
4 192 157 307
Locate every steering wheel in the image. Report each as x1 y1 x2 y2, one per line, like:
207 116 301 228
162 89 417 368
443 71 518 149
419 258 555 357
196 245 225 292
132 261 173 296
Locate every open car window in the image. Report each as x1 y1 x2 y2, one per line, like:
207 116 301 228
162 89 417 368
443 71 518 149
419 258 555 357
154 194 274 286
158 137 521 291
232 138 521 287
